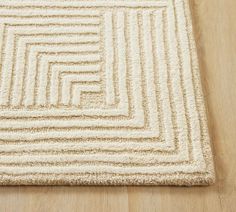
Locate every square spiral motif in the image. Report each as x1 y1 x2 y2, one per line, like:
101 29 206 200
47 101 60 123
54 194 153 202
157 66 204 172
0 0 215 185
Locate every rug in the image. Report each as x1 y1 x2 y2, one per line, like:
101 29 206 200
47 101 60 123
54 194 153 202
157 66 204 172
0 0 215 185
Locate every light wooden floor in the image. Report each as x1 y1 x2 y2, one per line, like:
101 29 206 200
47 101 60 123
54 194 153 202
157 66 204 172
0 0 235 211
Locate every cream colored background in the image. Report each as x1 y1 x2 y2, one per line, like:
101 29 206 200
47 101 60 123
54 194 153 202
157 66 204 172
0 0 235 211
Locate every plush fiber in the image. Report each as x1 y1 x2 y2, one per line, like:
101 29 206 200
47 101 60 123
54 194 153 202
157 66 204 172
0 0 215 185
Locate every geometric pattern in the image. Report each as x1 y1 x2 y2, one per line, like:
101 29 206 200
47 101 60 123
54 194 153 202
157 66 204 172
0 0 215 185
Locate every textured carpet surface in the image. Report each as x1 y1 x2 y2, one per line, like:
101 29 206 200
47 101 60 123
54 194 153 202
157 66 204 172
0 0 215 185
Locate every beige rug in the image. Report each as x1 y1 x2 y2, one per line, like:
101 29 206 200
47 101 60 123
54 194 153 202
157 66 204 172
0 0 215 185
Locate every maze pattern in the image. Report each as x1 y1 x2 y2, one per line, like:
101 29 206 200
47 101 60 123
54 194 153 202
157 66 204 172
0 0 215 185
